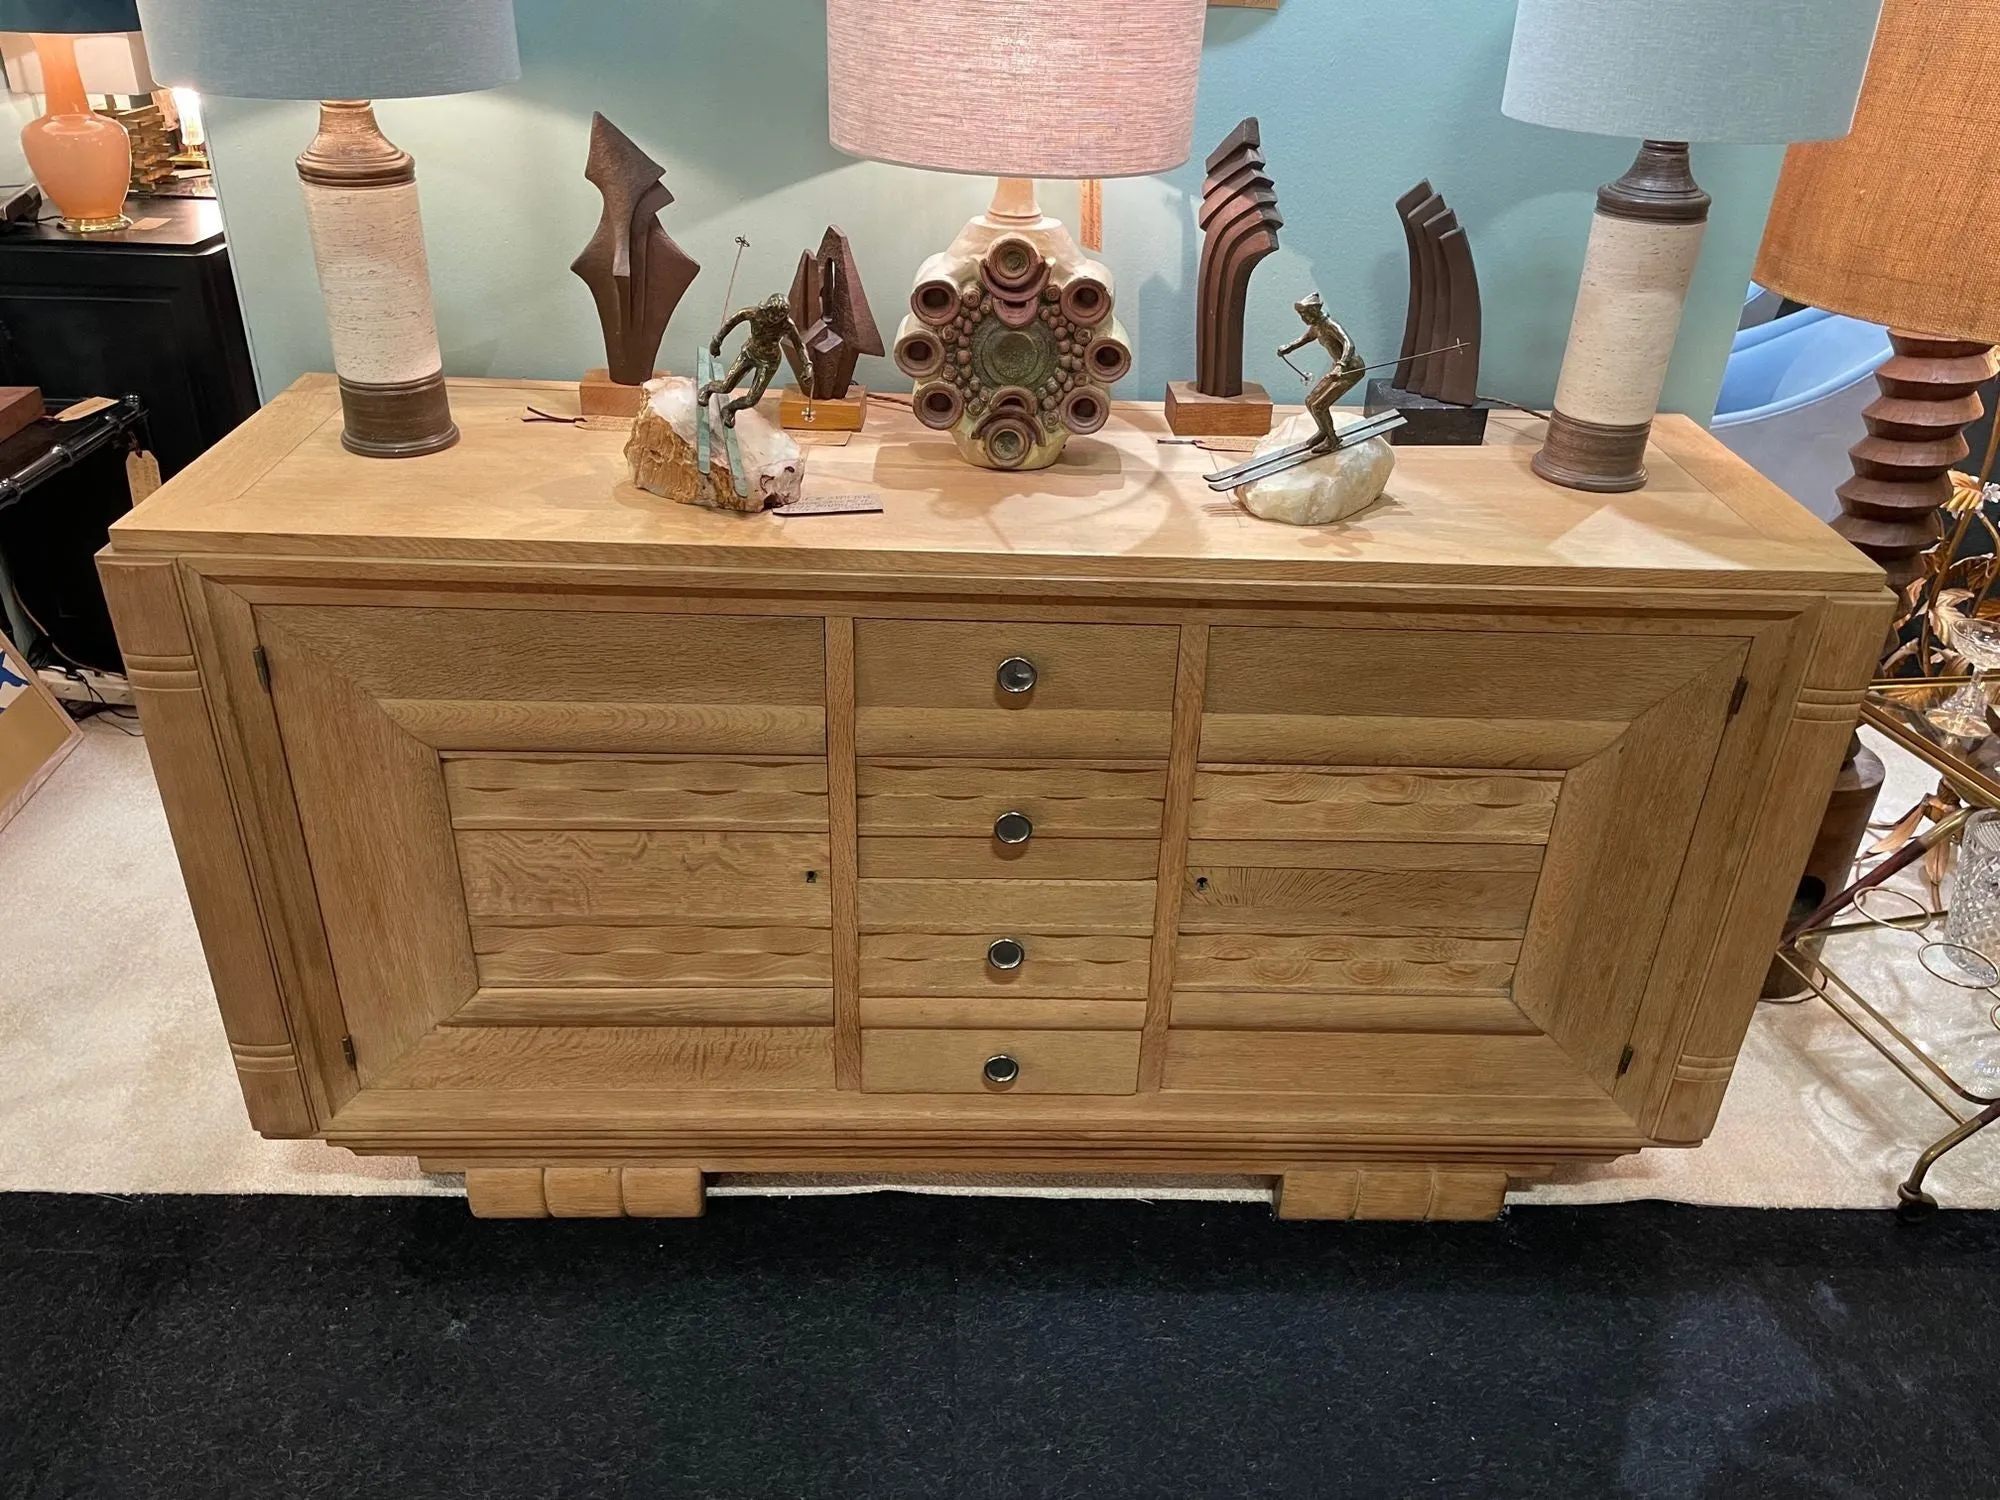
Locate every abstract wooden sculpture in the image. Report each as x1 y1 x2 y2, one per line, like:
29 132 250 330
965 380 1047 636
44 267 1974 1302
572 113 701 419
1166 117 1283 438
1364 180 1494 446
780 226 885 432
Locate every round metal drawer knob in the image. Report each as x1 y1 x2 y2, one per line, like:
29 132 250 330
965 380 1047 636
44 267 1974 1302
987 937 1026 971
996 656 1038 694
994 810 1034 845
983 1054 1022 1088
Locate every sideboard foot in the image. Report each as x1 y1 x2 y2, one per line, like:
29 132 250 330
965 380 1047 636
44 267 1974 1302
1275 1166 1514 1222
465 1166 706 1219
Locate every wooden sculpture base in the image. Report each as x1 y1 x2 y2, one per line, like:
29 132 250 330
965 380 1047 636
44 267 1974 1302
780 384 869 432
580 368 657 420
1834 334 2000 589
1165 381 1273 438
1364 379 1498 447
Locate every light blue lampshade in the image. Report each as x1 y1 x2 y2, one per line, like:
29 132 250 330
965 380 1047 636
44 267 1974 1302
0 0 140 32
134 0 518 100
1503 0 1886 144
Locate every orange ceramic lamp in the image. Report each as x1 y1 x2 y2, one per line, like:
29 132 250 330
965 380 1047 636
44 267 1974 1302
19 31 130 230
2 0 146 232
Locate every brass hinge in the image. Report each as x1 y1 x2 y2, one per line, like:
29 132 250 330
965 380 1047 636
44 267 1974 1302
1727 677 1748 717
252 644 271 693
341 1034 357 1069
1617 1045 1635 1077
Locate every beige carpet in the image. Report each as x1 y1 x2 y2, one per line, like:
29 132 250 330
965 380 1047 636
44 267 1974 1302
3 717 1995 1210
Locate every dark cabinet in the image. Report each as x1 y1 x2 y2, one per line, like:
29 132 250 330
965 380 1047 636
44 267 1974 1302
0 196 259 479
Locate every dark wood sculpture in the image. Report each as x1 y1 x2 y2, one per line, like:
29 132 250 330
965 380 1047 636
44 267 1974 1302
571 112 701 417
1365 180 1493 445
779 226 884 431
1167 117 1283 437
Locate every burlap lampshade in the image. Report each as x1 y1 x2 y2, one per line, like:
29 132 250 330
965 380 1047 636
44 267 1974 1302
1754 0 2000 577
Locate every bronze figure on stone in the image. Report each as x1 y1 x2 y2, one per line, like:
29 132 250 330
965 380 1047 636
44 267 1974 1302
699 294 812 428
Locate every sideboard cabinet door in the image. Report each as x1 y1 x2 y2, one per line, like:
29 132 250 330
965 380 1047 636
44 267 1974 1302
245 602 838 1103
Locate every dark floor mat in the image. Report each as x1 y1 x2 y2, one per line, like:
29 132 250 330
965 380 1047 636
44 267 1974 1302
1 1193 1993 1499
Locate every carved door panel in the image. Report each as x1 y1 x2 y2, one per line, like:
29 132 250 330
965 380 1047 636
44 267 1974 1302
247 602 837 1104
1166 621 1757 1126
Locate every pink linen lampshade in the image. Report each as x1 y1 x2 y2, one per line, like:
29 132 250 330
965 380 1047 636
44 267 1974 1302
827 0 1207 180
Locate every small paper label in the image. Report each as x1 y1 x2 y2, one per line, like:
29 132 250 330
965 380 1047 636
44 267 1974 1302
772 493 884 517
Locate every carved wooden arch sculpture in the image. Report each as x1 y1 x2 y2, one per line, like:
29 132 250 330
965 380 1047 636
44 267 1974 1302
572 113 701 413
1167 117 1284 437
1366 180 1493 444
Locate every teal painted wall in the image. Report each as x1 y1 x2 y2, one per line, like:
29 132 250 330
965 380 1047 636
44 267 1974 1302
195 0 1783 419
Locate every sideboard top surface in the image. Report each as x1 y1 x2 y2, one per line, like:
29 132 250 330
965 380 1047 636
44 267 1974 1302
109 374 1884 596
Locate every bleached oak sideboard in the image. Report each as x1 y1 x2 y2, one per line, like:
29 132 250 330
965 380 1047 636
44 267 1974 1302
99 376 1889 1220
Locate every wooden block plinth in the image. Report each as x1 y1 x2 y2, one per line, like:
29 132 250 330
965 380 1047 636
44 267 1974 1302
780 384 869 432
579 368 655 420
0 385 42 444
1165 380 1273 438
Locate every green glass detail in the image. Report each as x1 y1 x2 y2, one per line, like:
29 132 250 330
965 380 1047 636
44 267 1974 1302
972 318 1059 391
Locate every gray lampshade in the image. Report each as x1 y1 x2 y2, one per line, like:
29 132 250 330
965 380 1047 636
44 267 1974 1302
135 0 518 100
1503 0 1886 144
0 0 139 31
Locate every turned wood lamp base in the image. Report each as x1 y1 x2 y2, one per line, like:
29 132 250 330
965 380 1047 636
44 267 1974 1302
1833 334 1999 588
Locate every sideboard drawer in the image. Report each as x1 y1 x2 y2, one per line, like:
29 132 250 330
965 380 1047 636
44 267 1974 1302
855 620 1178 756
860 931 1151 997
862 1028 1142 1094
857 761 1166 836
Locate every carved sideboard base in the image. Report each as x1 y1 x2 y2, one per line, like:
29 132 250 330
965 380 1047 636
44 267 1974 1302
1275 1165 1539 1221
462 1166 706 1219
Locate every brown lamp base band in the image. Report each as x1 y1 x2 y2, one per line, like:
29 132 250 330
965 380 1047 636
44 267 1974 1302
1531 411 1652 493
338 372 458 459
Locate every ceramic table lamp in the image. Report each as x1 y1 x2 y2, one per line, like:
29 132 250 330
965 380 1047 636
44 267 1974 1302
0 0 146 233
135 0 519 458
1503 0 1885 493
1754 0 2000 588
827 0 1206 471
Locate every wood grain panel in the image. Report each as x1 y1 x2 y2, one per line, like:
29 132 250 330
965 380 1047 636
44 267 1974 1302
262 606 825 706
451 987 832 1026
858 996 1148 1030
1200 713 1624 768
471 922 830 986
1175 933 1519 993
1169 990 1536 1034
859 879 1156 933
455 830 831 923
859 837 1161 880
860 932 1151 997
1204 626 1741 723
826 616 863 1090
1276 1167 1511 1222
861 1029 1141 1095
380 1026 836 1091
1189 767 1561 843
856 761 1165 835
382 701 825 755
1161 1031 1603 1097
443 755 828 830
854 619 1177 756
1188 839 1545 873
1179 865 1540 937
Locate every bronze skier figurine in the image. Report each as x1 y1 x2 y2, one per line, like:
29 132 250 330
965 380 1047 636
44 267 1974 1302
1281 293 1367 448
698 294 813 428
1205 291 1406 492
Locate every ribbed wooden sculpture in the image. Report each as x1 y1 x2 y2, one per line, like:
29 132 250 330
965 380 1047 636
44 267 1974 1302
572 113 701 418
1363 180 1491 445
781 226 884 431
1167 117 1282 437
